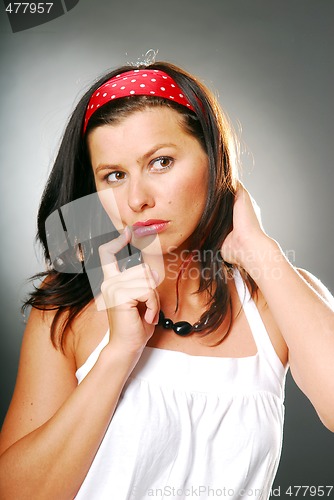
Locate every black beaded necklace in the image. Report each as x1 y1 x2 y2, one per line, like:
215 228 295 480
124 247 204 337
158 310 200 336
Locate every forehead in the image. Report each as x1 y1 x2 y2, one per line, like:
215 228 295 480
87 106 193 154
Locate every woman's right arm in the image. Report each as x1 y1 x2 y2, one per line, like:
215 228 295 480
0 231 159 500
0 307 139 500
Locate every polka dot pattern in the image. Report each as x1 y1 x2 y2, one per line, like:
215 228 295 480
83 69 195 133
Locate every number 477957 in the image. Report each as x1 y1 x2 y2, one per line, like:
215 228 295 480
285 486 333 497
5 3 53 14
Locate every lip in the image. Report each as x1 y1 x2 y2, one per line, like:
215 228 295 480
133 219 167 227
132 219 169 238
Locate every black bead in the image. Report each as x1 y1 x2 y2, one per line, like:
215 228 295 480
158 310 194 336
158 311 173 330
173 321 193 336
162 318 174 329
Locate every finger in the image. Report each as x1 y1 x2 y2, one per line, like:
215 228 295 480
101 269 158 309
242 187 263 226
109 275 157 293
111 263 159 290
99 226 131 279
235 181 254 207
235 182 264 229
105 286 158 310
144 288 160 325
122 263 159 291
128 286 160 325
141 263 160 290
234 180 247 200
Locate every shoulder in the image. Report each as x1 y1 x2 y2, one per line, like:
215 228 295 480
0 302 108 455
70 299 109 370
27 274 109 365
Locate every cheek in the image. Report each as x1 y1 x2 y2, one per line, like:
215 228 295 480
184 169 208 209
97 189 124 230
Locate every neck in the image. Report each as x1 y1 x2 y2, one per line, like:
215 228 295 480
142 246 204 318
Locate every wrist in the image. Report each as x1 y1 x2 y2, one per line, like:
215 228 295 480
240 236 285 282
98 342 143 380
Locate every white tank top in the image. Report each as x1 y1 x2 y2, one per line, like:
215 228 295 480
75 270 287 499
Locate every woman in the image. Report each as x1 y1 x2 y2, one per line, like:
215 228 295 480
0 61 333 499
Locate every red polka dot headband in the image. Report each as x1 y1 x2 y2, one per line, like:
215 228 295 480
83 69 196 133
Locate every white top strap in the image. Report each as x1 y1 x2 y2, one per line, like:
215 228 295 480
233 268 286 378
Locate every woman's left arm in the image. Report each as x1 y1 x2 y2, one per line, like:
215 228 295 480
221 184 334 431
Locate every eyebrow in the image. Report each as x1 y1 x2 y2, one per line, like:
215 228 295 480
95 143 177 173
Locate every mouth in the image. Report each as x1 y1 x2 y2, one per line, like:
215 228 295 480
132 219 169 238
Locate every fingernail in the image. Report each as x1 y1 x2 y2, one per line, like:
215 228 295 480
153 312 159 325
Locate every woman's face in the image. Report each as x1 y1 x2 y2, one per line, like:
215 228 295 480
88 106 209 255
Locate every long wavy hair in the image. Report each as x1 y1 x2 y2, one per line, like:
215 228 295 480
24 61 255 349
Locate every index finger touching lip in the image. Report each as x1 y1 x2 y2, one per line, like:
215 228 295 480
99 226 132 278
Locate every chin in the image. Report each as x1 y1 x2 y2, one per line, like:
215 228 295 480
131 233 165 257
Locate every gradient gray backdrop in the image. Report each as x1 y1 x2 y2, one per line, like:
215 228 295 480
1 0 333 494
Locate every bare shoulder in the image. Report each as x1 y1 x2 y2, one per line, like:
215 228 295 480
0 306 77 454
0 300 108 455
296 268 334 308
71 300 109 371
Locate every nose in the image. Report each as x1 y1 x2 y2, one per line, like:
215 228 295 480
127 176 155 213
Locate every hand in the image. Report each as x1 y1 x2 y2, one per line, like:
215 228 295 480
220 183 270 270
99 227 160 355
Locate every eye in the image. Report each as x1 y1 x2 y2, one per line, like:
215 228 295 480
105 171 126 184
150 156 174 172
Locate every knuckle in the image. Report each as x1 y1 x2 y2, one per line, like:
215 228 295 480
98 241 110 256
101 278 118 296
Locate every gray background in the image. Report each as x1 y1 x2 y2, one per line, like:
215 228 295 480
0 0 333 494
